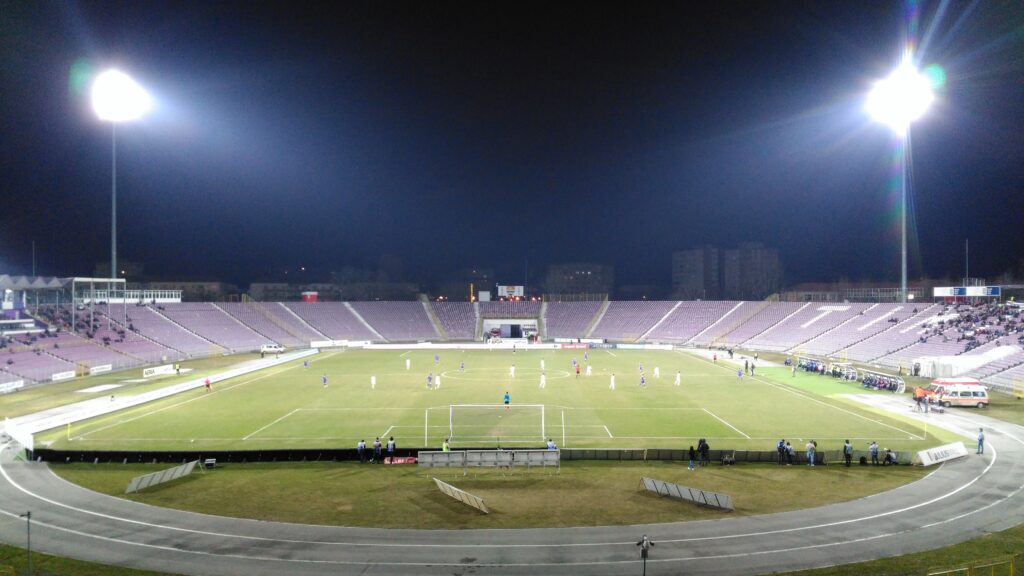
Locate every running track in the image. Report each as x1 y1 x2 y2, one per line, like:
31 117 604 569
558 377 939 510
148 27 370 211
1 408 1022 575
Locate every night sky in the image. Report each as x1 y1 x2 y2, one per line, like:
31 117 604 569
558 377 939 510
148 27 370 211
2 1 1023 290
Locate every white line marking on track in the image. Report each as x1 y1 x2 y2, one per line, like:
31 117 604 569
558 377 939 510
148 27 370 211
0 438 1017 559
243 409 299 440
703 408 751 439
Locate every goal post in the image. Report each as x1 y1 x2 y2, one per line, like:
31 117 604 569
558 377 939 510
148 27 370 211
449 404 546 444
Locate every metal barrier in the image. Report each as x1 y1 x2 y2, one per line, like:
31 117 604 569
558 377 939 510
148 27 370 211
928 554 1019 576
639 476 734 511
125 460 199 494
433 477 489 513
419 449 559 473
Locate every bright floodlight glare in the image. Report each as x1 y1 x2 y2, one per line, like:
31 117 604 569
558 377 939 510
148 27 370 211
866 61 934 134
92 70 151 122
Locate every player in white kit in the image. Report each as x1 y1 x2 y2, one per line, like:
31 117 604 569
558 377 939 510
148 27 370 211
509 364 516 378
585 364 592 377
539 372 546 388
674 371 681 386
371 375 376 389
609 373 616 390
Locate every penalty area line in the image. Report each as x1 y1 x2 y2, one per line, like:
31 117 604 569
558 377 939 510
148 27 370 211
243 409 300 440
703 408 751 439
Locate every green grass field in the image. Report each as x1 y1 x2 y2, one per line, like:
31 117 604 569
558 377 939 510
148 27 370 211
29 348 957 453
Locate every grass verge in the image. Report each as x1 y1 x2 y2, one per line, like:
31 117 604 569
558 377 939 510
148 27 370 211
782 523 1024 575
53 460 926 529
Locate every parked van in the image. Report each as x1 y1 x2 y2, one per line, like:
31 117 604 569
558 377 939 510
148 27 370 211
260 344 285 354
925 377 989 408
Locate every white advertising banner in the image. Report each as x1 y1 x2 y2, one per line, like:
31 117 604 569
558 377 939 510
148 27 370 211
143 364 176 378
0 380 25 394
496 285 524 297
52 371 76 381
917 442 968 466
89 364 113 375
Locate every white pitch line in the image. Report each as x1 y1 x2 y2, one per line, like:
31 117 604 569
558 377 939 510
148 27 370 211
243 409 299 440
603 425 613 438
77 361 309 439
380 425 393 438
399 351 411 357
703 408 751 439
605 349 617 357
695 353 925 440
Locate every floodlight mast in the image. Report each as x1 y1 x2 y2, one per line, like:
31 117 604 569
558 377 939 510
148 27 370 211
866 56 933 303
91 70 151 284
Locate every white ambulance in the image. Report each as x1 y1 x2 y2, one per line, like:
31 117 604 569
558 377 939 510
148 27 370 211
925 377 989 408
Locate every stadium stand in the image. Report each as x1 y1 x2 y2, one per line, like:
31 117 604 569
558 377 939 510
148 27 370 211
217 302 318 348
90 323 183 365
713 302 806 348
797 304 918 357
431 302 476 340
348 301 439 342
7 297 1021 385
118 305 227 357
965 349 1024 380
588 301 678 341
982 361 1024 393
1 348 76 383
262 302 327 342
543 301 604 340
283 302 379 341
159 303 271 353
478 301 541 318
645 301 740 343
745 303 874 352
841 305 941 362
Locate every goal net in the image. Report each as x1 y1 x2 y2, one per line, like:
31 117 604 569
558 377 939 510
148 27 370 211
449 404 545 444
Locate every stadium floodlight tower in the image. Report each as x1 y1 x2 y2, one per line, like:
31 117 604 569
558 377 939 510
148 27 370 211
92 69 151 283
865 54 934 303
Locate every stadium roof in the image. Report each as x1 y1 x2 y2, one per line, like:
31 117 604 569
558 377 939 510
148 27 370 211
0 276 124 290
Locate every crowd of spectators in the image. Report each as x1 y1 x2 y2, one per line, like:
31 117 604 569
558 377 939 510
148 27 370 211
919 302 1023 354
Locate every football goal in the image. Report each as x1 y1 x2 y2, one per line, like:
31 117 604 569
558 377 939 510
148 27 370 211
448 404 545 444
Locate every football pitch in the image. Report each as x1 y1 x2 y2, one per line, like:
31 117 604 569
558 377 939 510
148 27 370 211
36 348 942 452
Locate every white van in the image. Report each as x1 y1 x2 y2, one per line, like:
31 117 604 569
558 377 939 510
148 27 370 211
260 344 285 354
926 378 989 408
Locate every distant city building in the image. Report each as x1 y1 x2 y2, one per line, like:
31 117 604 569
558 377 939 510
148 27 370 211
543 263 613 297
671 246 720 299
672 243 781 300
722 243 782 300
780 281 931 303
247 282 418 301
145 281 239 302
